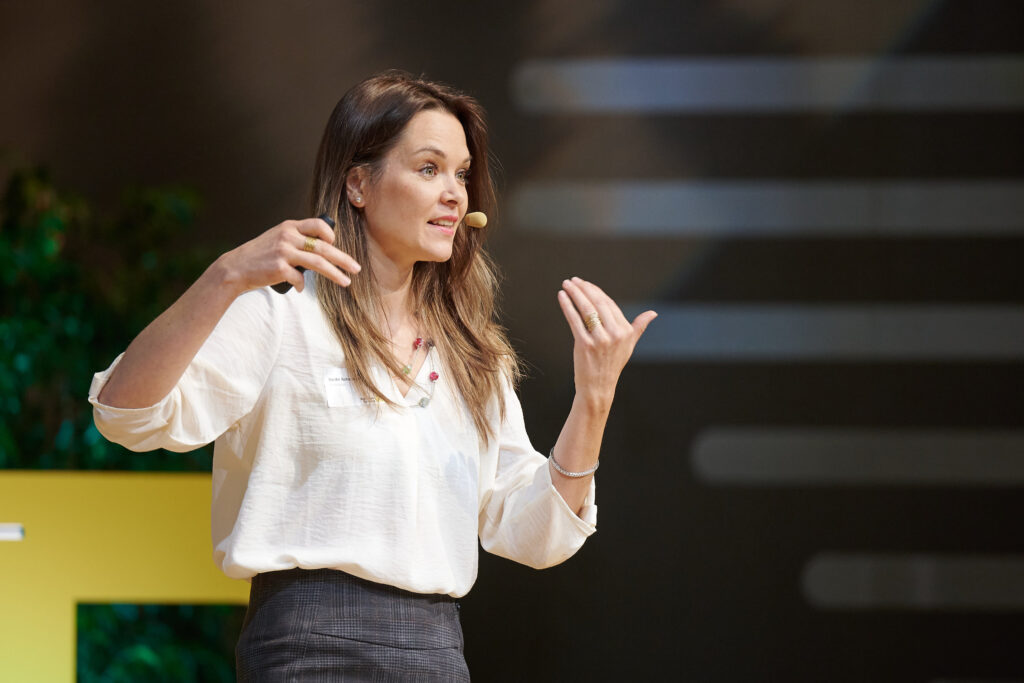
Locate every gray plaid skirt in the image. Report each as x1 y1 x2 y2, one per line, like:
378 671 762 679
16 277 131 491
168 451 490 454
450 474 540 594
235 568 470 682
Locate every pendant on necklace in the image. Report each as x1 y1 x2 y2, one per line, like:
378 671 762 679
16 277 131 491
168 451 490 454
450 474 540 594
401 336 438 408
403 338 424 376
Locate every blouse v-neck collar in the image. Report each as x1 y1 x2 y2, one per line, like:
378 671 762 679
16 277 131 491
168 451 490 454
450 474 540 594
377 345 436 406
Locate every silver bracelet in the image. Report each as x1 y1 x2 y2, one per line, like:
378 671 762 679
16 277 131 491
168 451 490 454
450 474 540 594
548 447 599 478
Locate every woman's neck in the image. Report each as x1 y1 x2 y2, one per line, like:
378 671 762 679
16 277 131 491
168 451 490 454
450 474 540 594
366 236 416 332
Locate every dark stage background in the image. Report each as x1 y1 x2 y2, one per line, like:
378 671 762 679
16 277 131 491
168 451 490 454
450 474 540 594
3 1 1023 680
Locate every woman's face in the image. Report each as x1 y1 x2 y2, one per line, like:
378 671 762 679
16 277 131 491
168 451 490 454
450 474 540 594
354 109 471 270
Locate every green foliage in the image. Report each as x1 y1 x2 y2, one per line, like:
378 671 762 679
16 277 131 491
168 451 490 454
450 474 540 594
2 168 244 680
0 166 223 469
77 603 246 682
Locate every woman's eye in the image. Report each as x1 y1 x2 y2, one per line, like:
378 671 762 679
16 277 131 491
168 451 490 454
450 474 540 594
419 164 437 177
456 169 470 183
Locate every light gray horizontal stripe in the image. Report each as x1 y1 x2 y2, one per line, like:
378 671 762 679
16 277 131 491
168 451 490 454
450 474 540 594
693 429 1024 486
0 523 24 541
627 304 1024 361
511 181 1024 236
512 57 1024 112
803 554 1024 611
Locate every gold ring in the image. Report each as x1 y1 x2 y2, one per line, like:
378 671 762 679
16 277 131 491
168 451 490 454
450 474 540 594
584 311 602 332
303 236 318 252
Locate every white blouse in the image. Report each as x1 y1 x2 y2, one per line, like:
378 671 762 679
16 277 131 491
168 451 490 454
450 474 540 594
88 270 596 597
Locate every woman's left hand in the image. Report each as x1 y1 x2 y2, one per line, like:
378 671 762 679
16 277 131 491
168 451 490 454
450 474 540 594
557 277 658 413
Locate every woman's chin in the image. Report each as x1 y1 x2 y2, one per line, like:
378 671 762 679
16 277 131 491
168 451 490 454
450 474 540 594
418 246 454 263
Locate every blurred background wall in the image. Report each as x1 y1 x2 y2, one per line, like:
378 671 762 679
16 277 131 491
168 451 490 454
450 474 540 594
2 1 1023 680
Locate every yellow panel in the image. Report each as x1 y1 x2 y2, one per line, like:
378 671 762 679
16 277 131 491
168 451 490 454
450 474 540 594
0 471 249 682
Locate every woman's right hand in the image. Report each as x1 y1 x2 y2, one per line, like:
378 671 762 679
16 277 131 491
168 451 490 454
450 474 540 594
96 217 360 408
217 217 361 295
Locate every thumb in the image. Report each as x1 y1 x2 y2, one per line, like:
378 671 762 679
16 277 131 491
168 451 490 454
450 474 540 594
631 310 658 337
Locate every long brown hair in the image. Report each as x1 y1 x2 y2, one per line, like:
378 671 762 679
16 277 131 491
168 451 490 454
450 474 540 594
309 70 520 444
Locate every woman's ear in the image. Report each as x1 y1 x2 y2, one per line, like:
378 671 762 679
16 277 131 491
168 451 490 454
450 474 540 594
346 168 368 208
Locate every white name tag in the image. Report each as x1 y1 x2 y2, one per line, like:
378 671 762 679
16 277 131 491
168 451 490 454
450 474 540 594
324 367 361 408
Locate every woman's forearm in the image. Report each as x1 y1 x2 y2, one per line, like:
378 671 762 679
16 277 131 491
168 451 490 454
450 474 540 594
549 393 611 515
96 216 357 409
96 257 241 408
548 276 658 516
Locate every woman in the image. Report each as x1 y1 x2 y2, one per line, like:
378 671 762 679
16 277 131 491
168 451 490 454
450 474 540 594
89 71 656 681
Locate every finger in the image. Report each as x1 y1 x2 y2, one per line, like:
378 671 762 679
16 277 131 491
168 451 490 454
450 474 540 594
561 278 604 335
295 217 336 243
631 310 658 337
279 261 306 292
571 277 628 334
557 289 589 339
293 229 361 275
316 241 361 275
291 251 352 287
572 277 630 328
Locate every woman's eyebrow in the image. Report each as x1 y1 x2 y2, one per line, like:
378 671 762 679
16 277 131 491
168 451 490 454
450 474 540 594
412 146 472 164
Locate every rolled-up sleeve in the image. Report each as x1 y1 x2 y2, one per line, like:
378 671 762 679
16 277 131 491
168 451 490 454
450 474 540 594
478 381 597 569
88 287 282 452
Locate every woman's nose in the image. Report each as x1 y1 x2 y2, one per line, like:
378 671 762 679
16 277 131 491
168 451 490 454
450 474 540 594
441 178 466 206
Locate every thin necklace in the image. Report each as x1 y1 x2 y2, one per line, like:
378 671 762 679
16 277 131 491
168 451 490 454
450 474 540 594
383 310 439 406
411 340 440 408
382 308 420 377
397 335 439 408
400 336 428 376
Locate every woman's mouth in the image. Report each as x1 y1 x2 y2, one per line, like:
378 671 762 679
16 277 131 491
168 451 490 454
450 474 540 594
427 216 458 235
